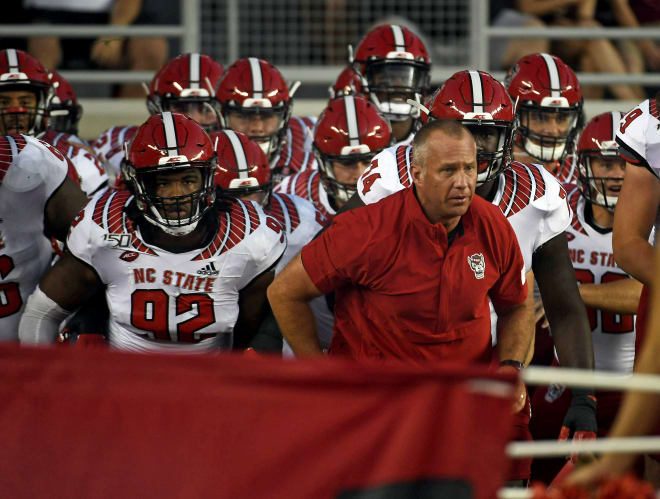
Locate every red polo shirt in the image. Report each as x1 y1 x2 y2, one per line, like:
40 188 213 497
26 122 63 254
301 186 527 364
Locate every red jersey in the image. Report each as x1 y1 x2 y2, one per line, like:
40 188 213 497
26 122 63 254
302 187 527 364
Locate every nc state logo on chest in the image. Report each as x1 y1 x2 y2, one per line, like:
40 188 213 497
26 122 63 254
467 253 486 279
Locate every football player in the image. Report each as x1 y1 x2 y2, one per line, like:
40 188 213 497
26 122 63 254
0 49 108 196
217 57 315 184
529 112 642 483
0 134 87 340
505 53 583 184
47 70 83 137
276 94 392 220
350 70 597 483
350 24 431 146
93 52 224 180
19 113 286 352
212 129 331 352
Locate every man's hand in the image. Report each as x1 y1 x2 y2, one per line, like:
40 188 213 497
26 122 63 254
497 364 526 414
90 37 124 68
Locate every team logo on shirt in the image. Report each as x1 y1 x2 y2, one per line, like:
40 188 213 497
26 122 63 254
467 253 485 280
119 251 140 262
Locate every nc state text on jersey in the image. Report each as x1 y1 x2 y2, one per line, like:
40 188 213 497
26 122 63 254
569 249 617 268
133 268 216 292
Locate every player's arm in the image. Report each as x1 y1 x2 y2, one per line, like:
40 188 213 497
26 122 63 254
233 268 275 350
267 253 325 357
578 276 643 314
533 231 594 369
18 251 103 343
612 163 660 286
44 176 88 242
533 231 598 438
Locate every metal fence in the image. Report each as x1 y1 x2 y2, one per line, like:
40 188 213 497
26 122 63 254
2 0 660 87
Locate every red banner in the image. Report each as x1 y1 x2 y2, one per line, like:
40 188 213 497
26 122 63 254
0 345 515 498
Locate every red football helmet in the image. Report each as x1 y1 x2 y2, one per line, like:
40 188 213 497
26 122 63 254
329 66 368 99
577 111 625 211
124 112 217 236
216 58 297 160
352 24 431 122
47 70 82 135
505 53 583 163
211 129 271 206
0 48 52 135
425 70 516 183
314 95 392 202
147 53 225 133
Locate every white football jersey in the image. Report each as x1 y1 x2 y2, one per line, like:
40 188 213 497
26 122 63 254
67 190 286 353
266 192 333 355
39 129 108 196
564 185 635 373
267 192 325 274
91 125 138 181
275 169 336 221
616 98 660 244
0 135 69 339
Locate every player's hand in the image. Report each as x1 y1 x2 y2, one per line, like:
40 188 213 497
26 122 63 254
90 37 124 68
559 389 597 462
497 364 526 413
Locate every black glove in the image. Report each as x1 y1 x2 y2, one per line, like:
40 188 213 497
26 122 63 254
560 388 597 439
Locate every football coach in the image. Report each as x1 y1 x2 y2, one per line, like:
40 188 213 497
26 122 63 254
268 120 532 378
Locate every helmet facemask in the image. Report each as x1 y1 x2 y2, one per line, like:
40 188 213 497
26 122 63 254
517 101 581 163
160 97 223 133
125 160 217 237
360 59 429 122
463 121 515 184
577 152 624 212
0 86 49 136
316 145 376 204
224 104 289 160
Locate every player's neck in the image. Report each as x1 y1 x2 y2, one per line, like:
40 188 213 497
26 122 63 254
475 178 499 202
590 202 614 230
391 118 413 142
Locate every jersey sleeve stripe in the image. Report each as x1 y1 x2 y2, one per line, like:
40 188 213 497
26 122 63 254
280 193 300 231
93 190 113 227
244 199 262 232
530 164 546 199
0 137 13 185
651 98 659 119
224 201 248 253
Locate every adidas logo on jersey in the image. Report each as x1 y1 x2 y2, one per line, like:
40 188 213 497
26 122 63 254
197 261 219 276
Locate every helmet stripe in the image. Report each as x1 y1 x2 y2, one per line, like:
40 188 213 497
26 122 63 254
611 111 621 140
390 25 406 51
343 95 360 146
189 53 200 89
468 70 484 114
541 53 561 98
248 58 263 99
161 111 180 157
5 49 19 73
224 130 250 178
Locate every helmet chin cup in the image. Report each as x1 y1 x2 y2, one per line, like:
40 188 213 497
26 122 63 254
379 100 415 121
524 136 566 162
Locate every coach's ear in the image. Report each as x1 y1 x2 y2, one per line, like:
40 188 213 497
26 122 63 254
411 161 424 187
